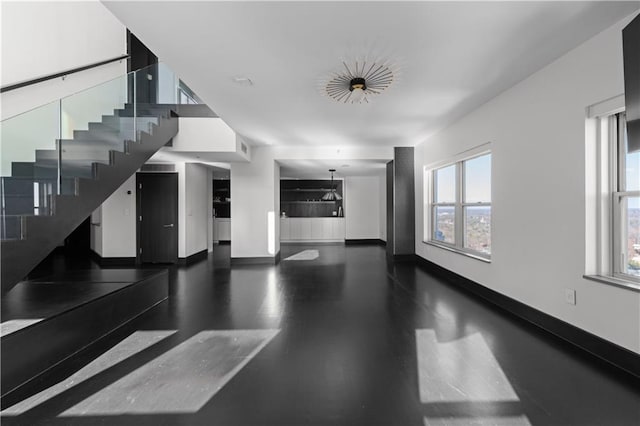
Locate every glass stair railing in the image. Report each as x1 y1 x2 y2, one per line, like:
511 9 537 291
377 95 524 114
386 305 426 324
0 62 202 241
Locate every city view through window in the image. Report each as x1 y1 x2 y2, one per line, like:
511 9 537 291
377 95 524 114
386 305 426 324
622 124 639 277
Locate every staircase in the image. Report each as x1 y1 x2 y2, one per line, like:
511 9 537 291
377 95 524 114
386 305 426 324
0 64 188 293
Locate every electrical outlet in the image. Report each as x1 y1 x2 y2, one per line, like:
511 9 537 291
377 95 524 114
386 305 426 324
564 288 576 305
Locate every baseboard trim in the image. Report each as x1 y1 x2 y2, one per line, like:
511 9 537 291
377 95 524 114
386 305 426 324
345 239 386 246
178 249 208 266
215 240 231 245
413 255 640 380
231 251 280 265
281 240 344 244
89 250 136 267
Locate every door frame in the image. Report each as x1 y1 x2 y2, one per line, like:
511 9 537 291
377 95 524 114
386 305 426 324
136 172 179 264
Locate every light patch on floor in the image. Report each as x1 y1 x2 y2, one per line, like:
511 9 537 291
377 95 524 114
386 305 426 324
416 330 520 403
423 415 532 426
416 330 531 426
284 250 319 261
0 319 43 337
1 330 177 415
60 329 279 416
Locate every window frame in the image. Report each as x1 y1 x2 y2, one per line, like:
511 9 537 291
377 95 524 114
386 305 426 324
424 150 492 261
612 113 640 283
431 164 457 247
586 101 640 290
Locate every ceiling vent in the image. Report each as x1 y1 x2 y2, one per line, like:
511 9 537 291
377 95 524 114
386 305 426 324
141 164 176 172
232 77 253 87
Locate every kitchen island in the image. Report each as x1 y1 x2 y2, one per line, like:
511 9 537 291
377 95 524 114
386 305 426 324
280 217 345 242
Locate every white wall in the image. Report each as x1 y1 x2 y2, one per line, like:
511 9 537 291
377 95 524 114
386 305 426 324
170 118 237 152
231 147 279 259
1 0 127 175
379 173 387 242
274 162 281 255
414 13 640 353
180 163 209 258
90 207 103 256
90 175 137 258
1 0 127 120
345 176 383 240
177 164 187 256
92 163 210 260
207 168 214 252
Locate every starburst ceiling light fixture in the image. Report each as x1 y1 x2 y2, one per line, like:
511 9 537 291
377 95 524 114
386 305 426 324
323 60 395 104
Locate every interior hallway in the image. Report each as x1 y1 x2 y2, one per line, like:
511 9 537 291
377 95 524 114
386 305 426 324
1 244 638 426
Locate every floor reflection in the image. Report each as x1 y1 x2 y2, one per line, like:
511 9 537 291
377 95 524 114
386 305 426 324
1 330 176 415
59 329 279 416
258 269 284 322
3 246 638 425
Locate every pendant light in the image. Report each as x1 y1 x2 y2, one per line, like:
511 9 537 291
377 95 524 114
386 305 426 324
322 169 343 201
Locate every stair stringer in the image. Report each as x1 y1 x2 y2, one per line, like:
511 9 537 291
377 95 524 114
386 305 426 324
0 114 178 293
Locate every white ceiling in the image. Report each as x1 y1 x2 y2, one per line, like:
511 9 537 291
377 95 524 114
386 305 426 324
104 1 639 151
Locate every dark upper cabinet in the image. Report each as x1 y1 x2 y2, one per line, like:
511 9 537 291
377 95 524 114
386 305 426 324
280 180 344 218
213 179 230 218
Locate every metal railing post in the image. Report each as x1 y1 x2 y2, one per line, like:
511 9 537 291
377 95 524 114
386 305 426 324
133 71 137 142
57 99 62 195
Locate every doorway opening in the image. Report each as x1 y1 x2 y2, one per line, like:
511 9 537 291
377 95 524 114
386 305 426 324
212 166 231 246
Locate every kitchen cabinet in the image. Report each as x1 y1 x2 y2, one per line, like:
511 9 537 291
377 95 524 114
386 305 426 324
280 179 344 218
214 218 230 242
280 218 344 241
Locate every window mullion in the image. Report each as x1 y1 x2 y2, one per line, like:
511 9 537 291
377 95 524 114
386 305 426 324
431 170 436 242
455 161 463 249
607 115 617 275
461 202 491 207
612 194 622 274
617 113 626 191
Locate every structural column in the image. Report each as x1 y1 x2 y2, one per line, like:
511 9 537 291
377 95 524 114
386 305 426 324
386 147 415 258
230 147 280 263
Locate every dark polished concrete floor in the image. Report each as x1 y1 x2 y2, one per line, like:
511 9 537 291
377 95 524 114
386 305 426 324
1 244 639 425
2 269 164 324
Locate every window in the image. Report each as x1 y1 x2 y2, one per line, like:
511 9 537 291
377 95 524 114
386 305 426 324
587 107 639 287
426 152 491 260
614 113 640 280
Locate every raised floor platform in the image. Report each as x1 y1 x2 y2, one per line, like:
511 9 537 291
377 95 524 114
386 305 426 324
1 269 168 398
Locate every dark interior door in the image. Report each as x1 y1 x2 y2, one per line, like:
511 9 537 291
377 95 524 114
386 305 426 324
137 173 178 264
